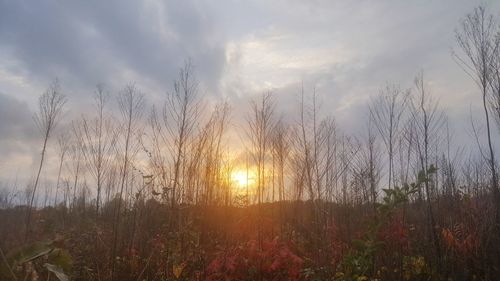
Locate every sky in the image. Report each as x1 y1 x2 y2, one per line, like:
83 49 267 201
1 0 500 189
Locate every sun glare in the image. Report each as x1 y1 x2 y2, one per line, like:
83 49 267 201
231 169 256 189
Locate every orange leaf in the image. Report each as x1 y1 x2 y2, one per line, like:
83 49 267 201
173 262 187 279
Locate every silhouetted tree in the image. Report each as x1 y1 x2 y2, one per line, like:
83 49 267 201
26 80 66 240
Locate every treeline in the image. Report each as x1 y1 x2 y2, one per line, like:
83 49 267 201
1 5 500 281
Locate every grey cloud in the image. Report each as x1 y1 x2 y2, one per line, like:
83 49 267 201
0 92 34 140
0 92 37 180
0 0 226 98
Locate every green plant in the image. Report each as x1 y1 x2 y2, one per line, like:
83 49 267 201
1 236 72 281
336 167 436 280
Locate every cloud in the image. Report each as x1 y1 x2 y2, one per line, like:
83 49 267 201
218 0 500 132
0 92 37 181
0 0 227 99
0 93 32 138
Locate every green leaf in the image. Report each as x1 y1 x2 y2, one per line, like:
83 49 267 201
417 171 426 183
352 239 367 250
48 248 72 272
428 164 437 174
17 244 54 264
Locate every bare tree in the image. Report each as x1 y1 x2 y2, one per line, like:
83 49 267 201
411 71 445 269
111 84 144 281
271 118 290 234
75 85 117 216
246 92 275 251
68 128 84 213
455 8 500 274
290 87 344 264
489 34 500 132
145 106 170 201
271 118 290 203
164 61 201 208
354 117 381 206
440 119 461 198
199 102 230 205
247 92 275 206
53 132 70 206
26 80 66 240
369 84 409 189
455 5 500 216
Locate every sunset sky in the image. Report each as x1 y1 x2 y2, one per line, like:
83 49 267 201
1 0 499 185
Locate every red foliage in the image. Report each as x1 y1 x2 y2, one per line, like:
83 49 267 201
327 224 348 268
206 238 304 281
379 215 409 251
441 223 479 257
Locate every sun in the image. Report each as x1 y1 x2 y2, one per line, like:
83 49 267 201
231 169 256 189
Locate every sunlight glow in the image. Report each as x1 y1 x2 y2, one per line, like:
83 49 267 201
231 169 256 189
